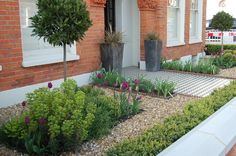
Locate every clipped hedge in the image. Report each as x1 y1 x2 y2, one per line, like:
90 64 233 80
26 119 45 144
206 44 236 54
106 81 236 156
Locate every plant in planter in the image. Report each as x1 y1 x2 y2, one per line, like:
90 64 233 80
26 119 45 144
144 32 162 72
100 30 124 74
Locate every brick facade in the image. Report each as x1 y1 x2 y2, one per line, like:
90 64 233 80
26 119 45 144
0 0 207 92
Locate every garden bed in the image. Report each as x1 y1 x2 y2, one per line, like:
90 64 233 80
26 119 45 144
217 66 236 79
0 87 196 156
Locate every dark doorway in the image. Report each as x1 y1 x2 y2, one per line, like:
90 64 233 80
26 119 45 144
105 0 116 31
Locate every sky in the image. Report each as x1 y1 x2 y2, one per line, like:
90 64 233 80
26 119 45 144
207 0 236 20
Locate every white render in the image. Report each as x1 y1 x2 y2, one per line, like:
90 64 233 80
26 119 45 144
0 72 92 108
158 97 236 156
116 0 140 67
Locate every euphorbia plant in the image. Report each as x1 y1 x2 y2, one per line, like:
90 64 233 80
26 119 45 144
30 0 92 81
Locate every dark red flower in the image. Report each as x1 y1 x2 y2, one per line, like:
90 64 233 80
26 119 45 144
134 79 139 86
38 118 46 125
97 73 103 79
48 82 53 89
25 116 30 125
122 81 129 90
21 101 26 107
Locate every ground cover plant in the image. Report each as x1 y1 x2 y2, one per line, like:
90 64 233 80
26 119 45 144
161 59 220 74
0 80 142 155
106 81 236 156
91 69 176 98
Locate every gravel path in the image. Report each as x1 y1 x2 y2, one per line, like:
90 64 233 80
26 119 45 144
0 88 197 156
218 67 236 79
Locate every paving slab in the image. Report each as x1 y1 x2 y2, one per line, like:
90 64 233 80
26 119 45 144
122 67 232 97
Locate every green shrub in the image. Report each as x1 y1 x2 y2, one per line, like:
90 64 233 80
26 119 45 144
106 81 236 155
206 44 236 54
212 53 235 68
1 80 97 155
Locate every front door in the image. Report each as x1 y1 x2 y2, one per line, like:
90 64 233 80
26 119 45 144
105 0 116 31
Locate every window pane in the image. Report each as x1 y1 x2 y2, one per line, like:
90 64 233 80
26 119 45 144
20 0 61 52
168 0 179 7
190 11 198 37
191 0 198 10
167 8 178 40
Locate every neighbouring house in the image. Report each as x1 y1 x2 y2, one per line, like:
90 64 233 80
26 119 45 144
0 0 207 107
205 18 236 44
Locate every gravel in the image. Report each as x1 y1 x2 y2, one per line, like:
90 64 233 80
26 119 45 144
218 67 236 79
0 88 198 156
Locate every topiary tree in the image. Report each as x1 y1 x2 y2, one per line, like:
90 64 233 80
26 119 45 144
211 11 233 53
30 0 92 81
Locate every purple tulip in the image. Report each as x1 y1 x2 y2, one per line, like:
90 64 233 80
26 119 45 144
25 116 30 125
122 81 129 90
136 96 142 101
38 118 46 125
97 73 103 79
134 79 139 86
21 101 26 107
48 82 53 89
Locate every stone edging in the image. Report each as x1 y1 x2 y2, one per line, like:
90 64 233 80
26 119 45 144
158 97 236 156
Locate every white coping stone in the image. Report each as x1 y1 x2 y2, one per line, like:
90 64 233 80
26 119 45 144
139 61 146 70
158 97 236 156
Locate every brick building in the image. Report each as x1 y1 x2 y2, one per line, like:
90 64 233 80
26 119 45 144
0 0 207 106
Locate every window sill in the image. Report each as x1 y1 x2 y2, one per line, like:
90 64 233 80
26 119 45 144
189 39 202 44
166 42 185 47
22 53 80 67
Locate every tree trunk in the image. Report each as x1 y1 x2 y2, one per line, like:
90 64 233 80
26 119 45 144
221 31 224 54
63 43 67 81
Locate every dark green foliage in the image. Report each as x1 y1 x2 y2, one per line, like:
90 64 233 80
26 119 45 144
161 59 220 74
211 11 233 32
205 44 236 54
145 32 161 41
30 0 92 81
106 81 236 155
30 0 92 46
213 54 235 68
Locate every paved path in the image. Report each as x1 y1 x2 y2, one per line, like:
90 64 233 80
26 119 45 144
122 67 232 97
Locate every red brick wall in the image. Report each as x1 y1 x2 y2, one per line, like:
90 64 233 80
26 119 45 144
0 0 104 91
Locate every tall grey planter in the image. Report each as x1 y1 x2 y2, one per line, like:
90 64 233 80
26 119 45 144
144 40 162 72
100 43 124 74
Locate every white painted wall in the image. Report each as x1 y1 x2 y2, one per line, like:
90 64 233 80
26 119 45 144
116 0 140 67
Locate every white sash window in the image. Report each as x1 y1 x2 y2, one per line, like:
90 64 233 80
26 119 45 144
189 0 203 43
167 0 185 47
19 0 79 67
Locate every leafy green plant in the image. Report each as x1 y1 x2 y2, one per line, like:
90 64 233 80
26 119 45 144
155 80 176 98
138 78 155 93
30 0 92 81
161 59 220 75
1 80 97 155
106 81 236 155
205 44 236 54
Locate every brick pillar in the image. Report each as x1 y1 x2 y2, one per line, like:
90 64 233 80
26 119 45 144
137 0 158 61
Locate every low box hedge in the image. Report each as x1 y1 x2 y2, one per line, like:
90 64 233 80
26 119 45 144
106 81 236 156
206 44 236 54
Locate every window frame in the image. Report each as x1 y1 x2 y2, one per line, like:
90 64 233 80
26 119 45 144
19 0 79 68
